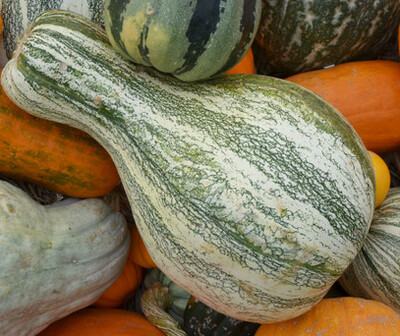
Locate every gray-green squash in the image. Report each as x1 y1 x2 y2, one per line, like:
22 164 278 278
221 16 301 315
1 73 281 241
340 187 400 313
2 10 375 323
0 180 130 336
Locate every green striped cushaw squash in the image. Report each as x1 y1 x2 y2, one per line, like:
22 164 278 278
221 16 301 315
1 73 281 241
253 0 400 77
339 187 400 314
104 0 261 82
0 180 130 336
2 10 375 323
1 0 105 59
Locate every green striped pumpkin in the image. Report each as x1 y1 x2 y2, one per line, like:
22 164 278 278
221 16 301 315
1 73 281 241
253 0 400 77
339 187 400 313
2 10 375 323
1 0 105 59
104 0 261 81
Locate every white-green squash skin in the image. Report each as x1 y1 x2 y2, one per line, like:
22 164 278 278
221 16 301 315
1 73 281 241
1 0 105 59
2 10 375 323
0 180 130 336
340 187 400 313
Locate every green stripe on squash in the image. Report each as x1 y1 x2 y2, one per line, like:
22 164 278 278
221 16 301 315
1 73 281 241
104 0 262 81
340 187 400 313
2 10 375 323
1 0 105 59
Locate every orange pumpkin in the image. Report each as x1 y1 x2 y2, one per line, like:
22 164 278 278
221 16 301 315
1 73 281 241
128 225 157 269
0 69 120 197
225 48 255 75
92 258 143 308
255 297 400 336
0 14 3 40
38 308 165 335
286 60 400 153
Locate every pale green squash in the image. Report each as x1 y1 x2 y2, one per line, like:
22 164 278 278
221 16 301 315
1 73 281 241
340 187 400 313
0 180 130 336
2 10 375 323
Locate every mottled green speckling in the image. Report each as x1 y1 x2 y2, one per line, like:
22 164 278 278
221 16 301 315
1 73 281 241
2 10 375 324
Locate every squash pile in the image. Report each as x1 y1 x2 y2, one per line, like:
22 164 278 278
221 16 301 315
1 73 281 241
0 1 400 335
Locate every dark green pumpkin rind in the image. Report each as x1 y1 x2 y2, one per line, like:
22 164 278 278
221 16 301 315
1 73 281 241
184 298 260 336
253 0 400 77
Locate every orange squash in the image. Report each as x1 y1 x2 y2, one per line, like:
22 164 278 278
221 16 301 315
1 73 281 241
369 151 391 207
286 60 400 153
0 13 3 40
93 258 142 308
255 297 400 336
38 308 165 335
128 225 157 268
225 48 255 75
0 69 120 197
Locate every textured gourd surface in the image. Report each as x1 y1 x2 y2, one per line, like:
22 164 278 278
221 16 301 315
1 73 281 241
1 0 106 58
340 187 400 314
2 10 375 323
254 0 400 77
0 180 130 336
104 0 261 81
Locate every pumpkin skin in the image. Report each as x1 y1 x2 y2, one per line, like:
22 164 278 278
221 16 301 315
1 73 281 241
253 0 400 77
104 0 261 81
128 225 157 269
0 69 120 198
38 308 165 336
225 48 255 75
255 297 400 335
2 10 375 323
339 187 400 314
286 60 400 153
92 258 143 308
0 180 130 336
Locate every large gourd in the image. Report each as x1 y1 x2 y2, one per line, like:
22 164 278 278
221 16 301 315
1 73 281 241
339 187 400 313
0 180 130 336
2 10 375 323
104 0 261 81
1 0 105 59
253 0 400 77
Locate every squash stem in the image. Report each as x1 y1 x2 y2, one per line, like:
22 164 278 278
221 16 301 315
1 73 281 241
141 282 187 336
